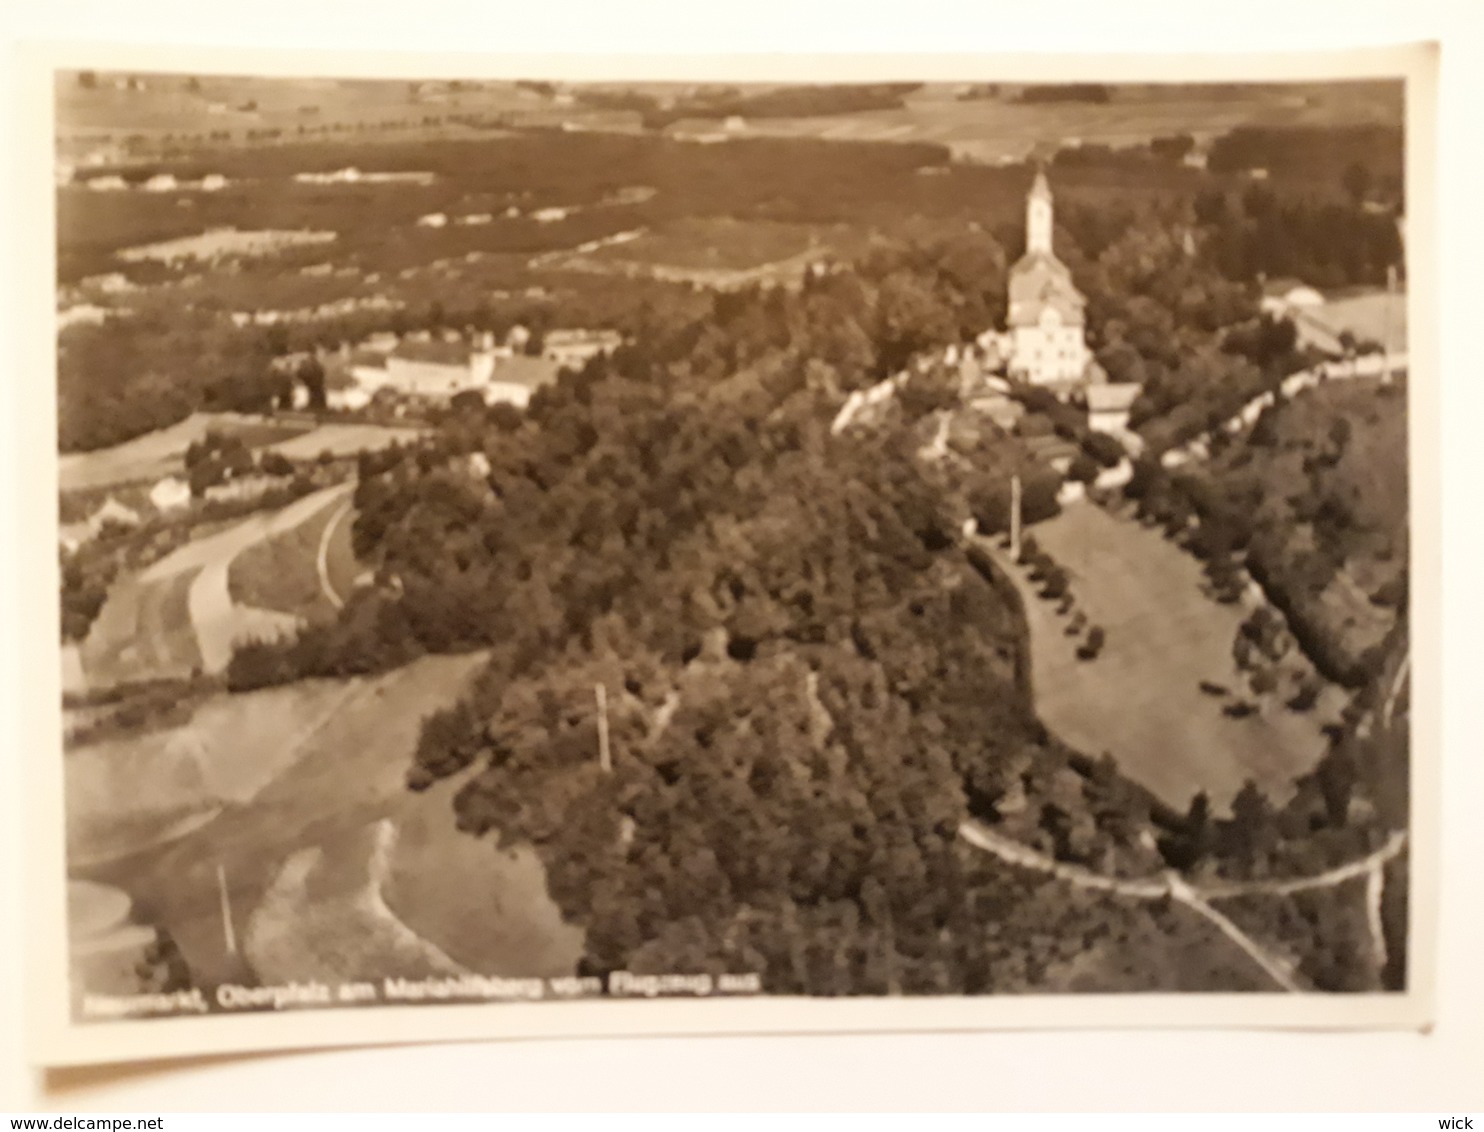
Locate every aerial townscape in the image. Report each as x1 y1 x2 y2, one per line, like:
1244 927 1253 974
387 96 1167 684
55 74 1410 1013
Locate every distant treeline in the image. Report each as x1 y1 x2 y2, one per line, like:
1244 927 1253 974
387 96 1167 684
1207 124 1404 186
572 83 925 129
1017 83 1112 104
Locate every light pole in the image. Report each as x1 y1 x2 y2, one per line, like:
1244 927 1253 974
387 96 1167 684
595 683 611 773
1010 473 1023 563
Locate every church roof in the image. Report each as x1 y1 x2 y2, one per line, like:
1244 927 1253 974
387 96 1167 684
1029 168 1052 201
1007 251 1085 327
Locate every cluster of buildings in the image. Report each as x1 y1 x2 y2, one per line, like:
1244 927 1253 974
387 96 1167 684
330 325 623 411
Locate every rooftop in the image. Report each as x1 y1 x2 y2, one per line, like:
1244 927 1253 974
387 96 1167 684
491 355 562 390
1087 383 1143 412
390 340 474 366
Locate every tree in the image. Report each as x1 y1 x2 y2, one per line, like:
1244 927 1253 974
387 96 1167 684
1040 565 1070 601
77 71 97 89
260 451 295 477
1184 791 1215 866
1342 161 1373 205
1068 453 1099 484
1227 779 1276 878
297 356 327 411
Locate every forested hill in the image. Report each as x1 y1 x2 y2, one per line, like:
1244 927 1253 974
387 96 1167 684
221 207 1402 991
225 254 1249 992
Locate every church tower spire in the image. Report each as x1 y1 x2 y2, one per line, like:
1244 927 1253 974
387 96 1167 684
1026 168 1053 256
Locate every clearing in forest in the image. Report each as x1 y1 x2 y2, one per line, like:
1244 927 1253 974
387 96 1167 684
992 502 1345 813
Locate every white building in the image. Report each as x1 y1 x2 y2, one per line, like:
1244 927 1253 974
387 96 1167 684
349 339 561 408
1005 171 1093 392
149 476 192 512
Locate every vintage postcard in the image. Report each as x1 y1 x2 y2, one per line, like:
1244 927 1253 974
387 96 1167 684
19 41 1438 1067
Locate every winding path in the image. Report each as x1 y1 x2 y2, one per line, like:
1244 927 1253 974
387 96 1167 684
958 819 1406 992
316 500 354 611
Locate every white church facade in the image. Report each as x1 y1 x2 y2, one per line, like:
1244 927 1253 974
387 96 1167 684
1005 170 1095 391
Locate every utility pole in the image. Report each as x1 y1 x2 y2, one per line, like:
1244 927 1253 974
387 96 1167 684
217 862 237 957
1379 264 1392 382
1010 473 1023 563
595 683 611 773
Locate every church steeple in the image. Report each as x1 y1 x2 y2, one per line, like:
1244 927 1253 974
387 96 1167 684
1026 168 1053 256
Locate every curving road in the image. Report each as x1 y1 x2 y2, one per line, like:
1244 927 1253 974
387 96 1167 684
143 483 354 674
959 819 1407 993
315 500 354 611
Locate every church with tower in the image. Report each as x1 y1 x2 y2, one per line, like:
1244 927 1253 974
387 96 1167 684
1005 170 1096 392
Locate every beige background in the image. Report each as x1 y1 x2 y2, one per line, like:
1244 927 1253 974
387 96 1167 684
1 0 1481 1111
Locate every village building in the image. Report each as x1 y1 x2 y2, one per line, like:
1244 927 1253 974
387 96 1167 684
372 339 497 398
1005 171 1094 392
542 328 623 368
87 497 142 536
347 335 562 408
1086 383 1142 435
485 355 563 409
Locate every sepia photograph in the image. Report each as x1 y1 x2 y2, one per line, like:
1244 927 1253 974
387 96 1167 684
24 43 1437 1067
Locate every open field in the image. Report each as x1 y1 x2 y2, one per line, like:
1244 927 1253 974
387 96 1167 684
79 484 353 688
382 775 584 978
246 819 467 985
58 412 311 494
666 82 1403 165
73 652 514 990
545 217 875 289
987 502 1346 812
118 228 336 264
268 422 423 461
78 570 201 688
1314 287 1408 352
587 217 830 271
227 491 348 620
57 73 527 163
65 672 365 865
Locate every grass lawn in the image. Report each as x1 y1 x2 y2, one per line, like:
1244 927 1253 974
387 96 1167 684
994 502 1345 814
